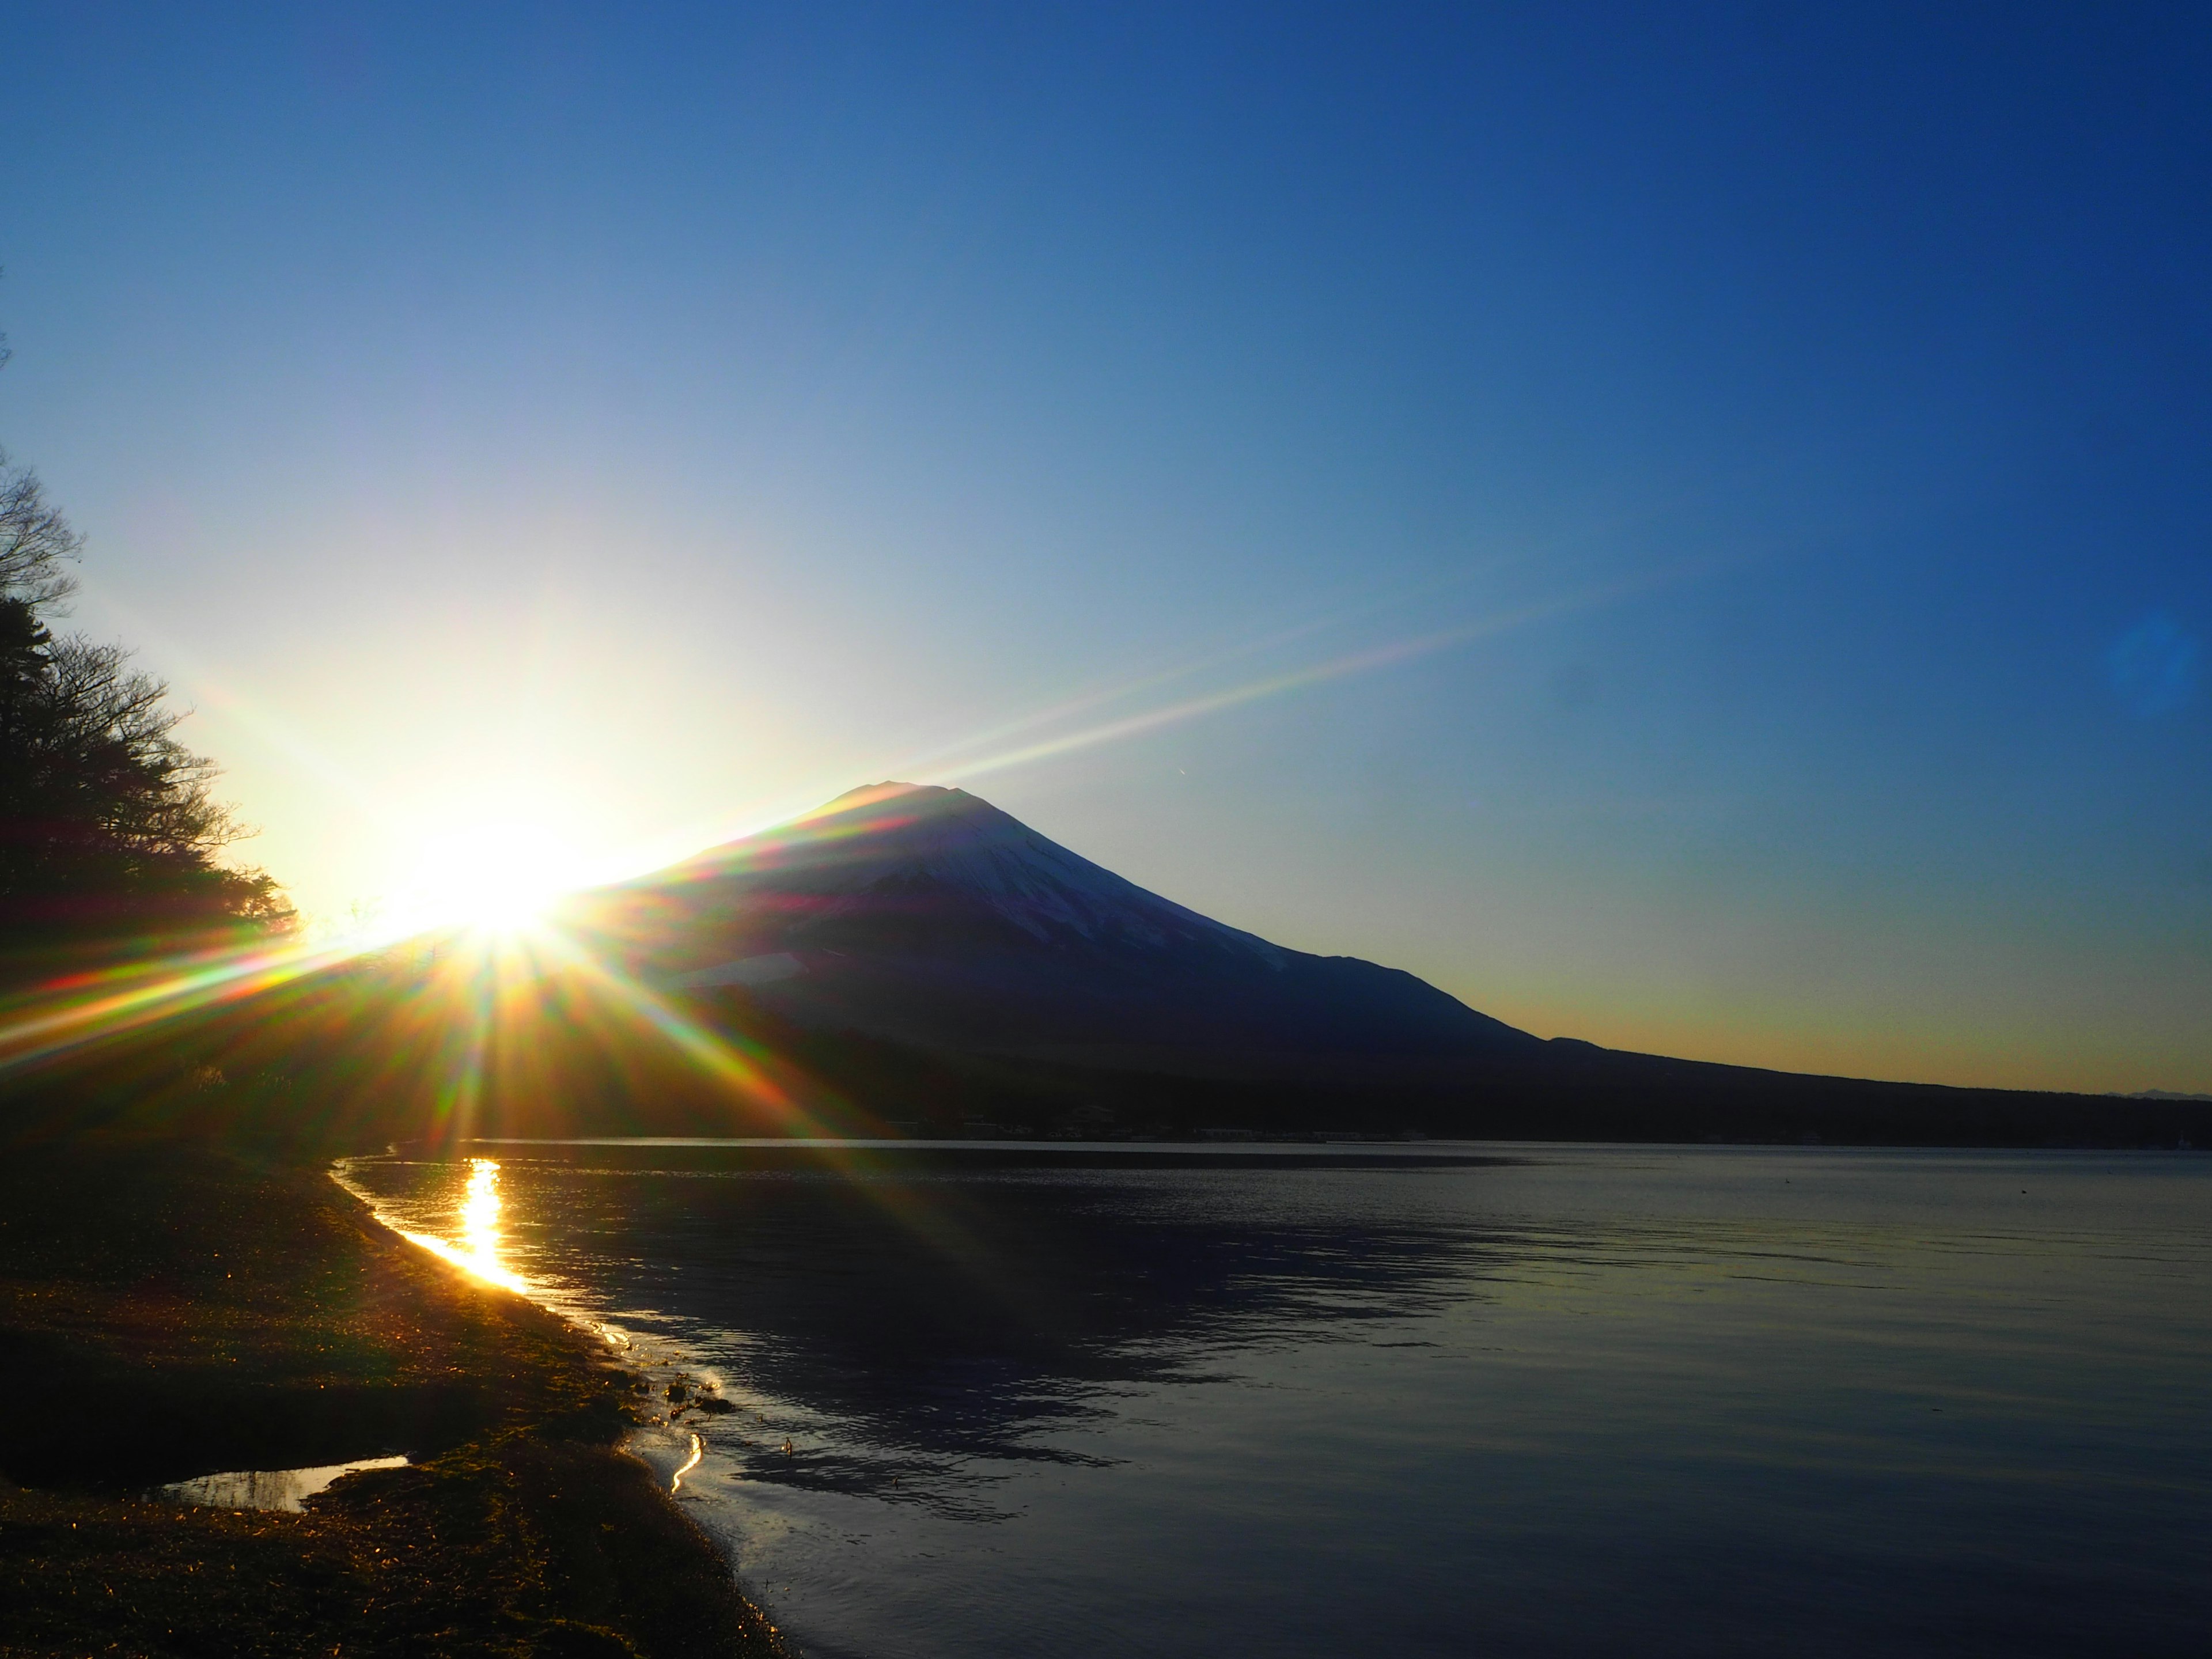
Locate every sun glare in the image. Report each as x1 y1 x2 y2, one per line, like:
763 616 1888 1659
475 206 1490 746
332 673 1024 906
393 819 584 936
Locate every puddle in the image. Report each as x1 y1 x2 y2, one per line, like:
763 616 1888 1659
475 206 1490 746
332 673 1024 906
158 1455 410 1512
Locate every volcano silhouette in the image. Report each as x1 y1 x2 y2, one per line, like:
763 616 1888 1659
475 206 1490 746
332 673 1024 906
534 783 2208 1147
565 782 1540 1082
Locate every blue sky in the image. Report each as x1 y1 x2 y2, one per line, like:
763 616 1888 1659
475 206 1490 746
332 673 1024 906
2 2 2207 1089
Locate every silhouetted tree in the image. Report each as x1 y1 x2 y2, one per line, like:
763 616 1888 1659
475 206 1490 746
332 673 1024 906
0 445 82 612
0 449 293 946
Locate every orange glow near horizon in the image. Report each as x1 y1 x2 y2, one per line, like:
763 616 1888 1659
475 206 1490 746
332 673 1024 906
0 783 925 1111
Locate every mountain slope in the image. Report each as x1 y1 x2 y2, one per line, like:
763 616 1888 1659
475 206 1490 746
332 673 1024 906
565 782 1540 1078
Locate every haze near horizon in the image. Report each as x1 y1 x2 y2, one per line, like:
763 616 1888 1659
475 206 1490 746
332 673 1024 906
2 2 2207 1093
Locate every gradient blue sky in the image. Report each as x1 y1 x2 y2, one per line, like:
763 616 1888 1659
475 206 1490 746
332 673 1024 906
3 2 2207 1090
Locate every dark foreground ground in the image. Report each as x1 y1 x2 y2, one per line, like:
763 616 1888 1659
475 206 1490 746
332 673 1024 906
0 1138 781 1658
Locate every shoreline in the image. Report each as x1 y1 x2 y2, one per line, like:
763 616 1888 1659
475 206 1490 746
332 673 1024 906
329 1148 770 1560
0 1134 785 1657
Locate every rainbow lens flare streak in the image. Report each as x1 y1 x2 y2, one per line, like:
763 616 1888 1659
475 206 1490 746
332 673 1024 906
523 925 828 1133
0 932 368 1077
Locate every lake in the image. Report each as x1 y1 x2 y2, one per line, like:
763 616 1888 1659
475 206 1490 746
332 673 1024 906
337 1142 2212 1658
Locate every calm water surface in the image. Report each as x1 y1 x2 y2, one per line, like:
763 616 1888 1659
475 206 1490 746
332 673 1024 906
340 1143 2212 1658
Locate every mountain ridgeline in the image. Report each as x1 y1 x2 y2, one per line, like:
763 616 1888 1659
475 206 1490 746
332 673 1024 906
31 781 2200 1151
570 783 1538 1080
555 784 2205 1148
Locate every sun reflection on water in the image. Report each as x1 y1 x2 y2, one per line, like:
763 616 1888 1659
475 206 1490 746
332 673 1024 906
397 1158 529 1293
461 1157 502 1263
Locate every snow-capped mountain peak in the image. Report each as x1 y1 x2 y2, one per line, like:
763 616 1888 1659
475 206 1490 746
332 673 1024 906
570 781 1539 1072
682 783 1283 963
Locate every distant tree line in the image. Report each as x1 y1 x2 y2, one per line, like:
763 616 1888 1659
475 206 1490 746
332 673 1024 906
0 449 292 953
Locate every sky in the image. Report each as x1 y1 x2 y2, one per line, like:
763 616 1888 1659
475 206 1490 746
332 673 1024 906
1 1 2207 1093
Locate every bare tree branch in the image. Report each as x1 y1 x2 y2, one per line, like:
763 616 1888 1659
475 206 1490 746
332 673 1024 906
0 450 83 615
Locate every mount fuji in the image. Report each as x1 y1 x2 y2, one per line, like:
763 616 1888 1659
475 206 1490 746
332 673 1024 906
565 782 1541 1083
520 782 2211 1147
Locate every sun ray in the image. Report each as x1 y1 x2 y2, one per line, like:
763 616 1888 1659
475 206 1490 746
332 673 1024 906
947 564 1706 785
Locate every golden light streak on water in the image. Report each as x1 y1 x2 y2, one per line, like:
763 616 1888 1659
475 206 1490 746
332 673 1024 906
672 1431 704 1493
461 1157 502 1260
394 1157 530 1293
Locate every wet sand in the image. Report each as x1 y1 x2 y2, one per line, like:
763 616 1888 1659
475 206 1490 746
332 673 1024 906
0 1137 782 1657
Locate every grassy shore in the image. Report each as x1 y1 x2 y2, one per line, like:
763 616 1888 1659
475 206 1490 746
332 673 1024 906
0 1136 782 1657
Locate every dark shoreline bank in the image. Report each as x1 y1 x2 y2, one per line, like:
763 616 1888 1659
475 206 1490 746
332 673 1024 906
0 1137 781 1657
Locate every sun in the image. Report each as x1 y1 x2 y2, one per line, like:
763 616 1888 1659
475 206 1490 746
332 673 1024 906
466 868 563 931
394 818 585 936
